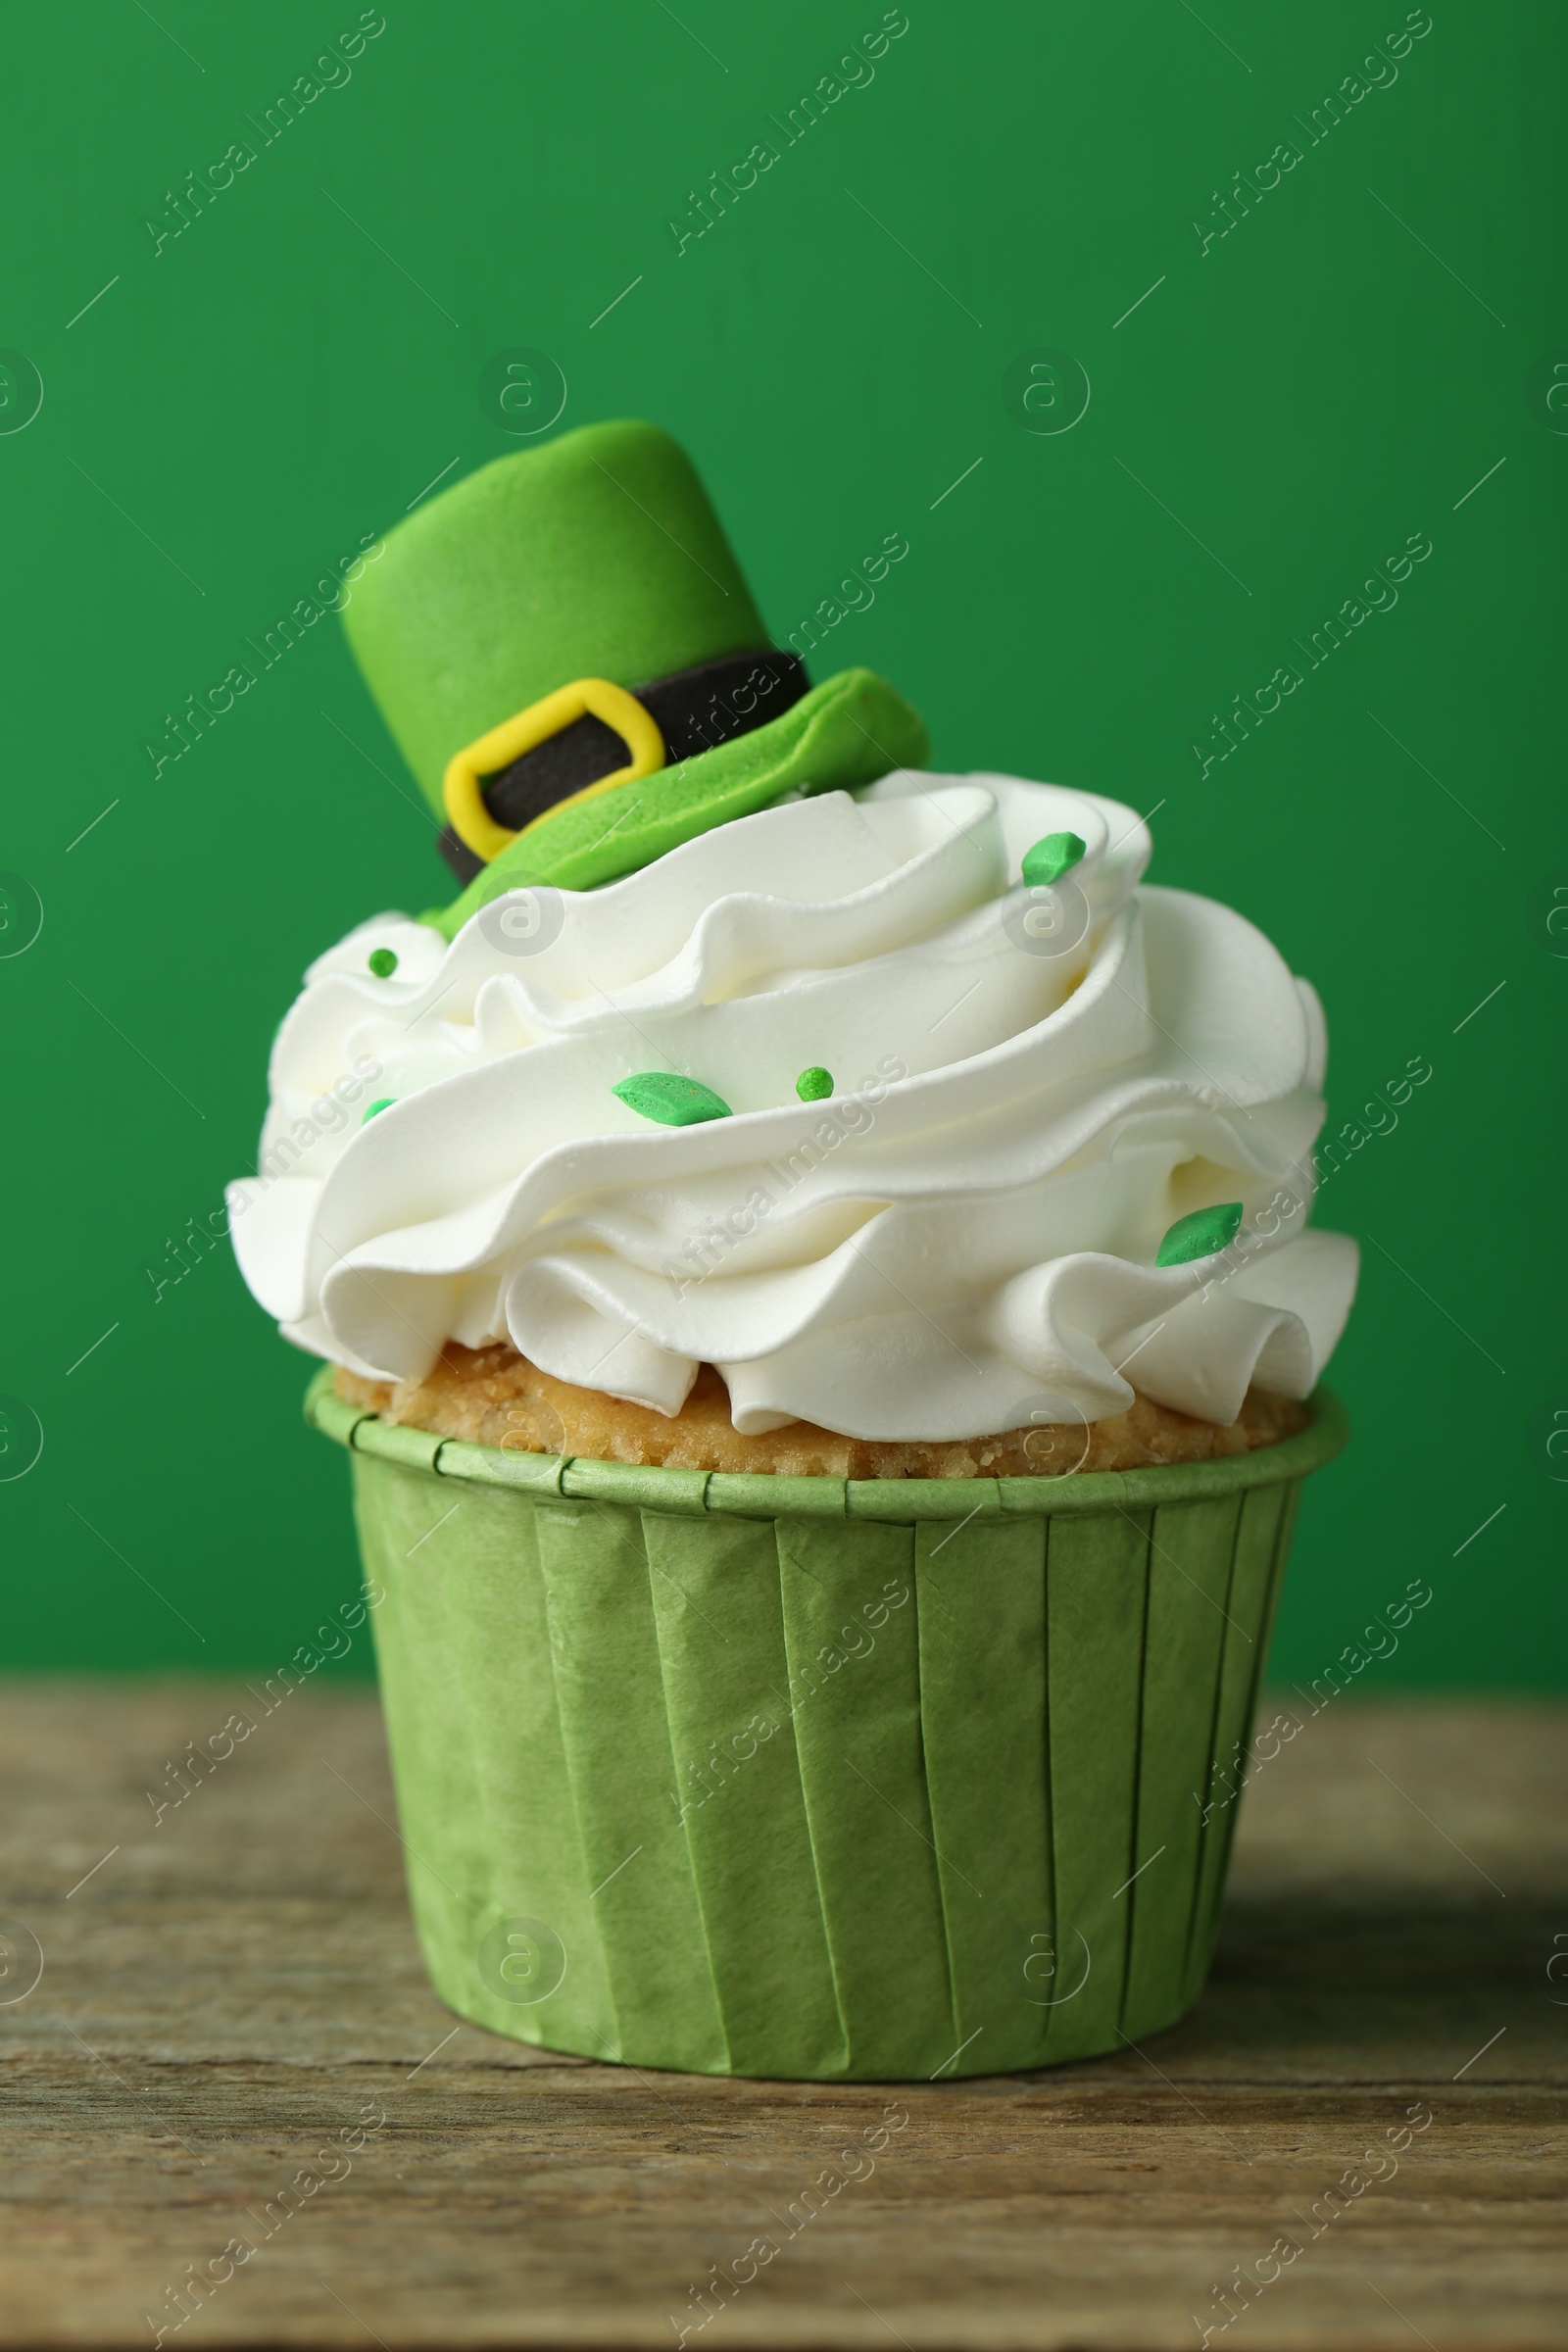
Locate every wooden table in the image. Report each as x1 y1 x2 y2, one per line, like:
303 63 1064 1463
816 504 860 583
2 1684 1562 2349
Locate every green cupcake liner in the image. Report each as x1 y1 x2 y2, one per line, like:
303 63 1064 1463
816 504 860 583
307 1368 1347 2081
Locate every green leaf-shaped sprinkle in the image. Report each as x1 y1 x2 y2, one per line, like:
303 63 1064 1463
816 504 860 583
1156 1201 1244 1267
1020 832 1086 888
362 1098 396 1123
612 1072 732 1127
796 1066 833 1102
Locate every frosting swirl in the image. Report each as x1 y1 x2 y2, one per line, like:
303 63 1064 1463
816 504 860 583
228 773 1357 1439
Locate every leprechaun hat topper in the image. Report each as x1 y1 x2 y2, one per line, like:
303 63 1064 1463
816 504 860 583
342 419 929 936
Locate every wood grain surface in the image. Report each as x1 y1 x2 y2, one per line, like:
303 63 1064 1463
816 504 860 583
1 1683 1562 2350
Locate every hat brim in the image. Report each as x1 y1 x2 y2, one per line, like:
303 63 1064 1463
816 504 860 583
425 667 929 939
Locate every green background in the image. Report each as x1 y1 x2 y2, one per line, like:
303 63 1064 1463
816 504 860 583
3 0 1561 1688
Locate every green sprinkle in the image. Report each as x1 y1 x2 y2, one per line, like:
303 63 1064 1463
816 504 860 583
612 1072 732 1127
1156 1201 1244 1267
362 1098 396 1122
1020 832 1087 889
368 947 399 978
796 1066 834 1102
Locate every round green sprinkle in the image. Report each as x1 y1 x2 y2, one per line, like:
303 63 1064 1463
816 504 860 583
368 947 399 978
612 1072 732 1127
1155 1201 1244 1267
1020 832 1087 889
796 1066 834 1102
362 1098 396 1123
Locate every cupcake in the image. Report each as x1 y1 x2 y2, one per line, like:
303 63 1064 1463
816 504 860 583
229 421 1356 2079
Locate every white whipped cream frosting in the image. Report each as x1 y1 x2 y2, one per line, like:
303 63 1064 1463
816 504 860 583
228 773 1357 1439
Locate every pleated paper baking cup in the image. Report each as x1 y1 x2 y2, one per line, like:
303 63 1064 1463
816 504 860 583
307 1367 1348 2081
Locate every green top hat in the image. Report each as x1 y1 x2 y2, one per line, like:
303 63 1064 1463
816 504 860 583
341 419 929 937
